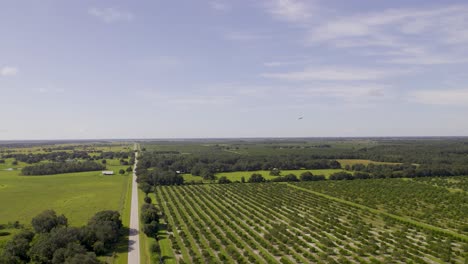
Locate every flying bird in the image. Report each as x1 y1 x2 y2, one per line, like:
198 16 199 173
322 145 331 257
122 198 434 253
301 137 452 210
298 116 304 120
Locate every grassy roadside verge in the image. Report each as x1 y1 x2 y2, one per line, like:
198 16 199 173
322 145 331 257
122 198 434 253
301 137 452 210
287 183 468 242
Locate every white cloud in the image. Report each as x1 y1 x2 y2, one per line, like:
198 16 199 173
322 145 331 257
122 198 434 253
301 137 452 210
0 66 18 76
88 7 134 23
210 1 230 11
261 67 396 81
409 89 468 106
265 0 312 22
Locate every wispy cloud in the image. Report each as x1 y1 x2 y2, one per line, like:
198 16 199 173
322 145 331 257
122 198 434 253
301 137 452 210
210 1 230 11
88 7 134 23
309 6 468 43
386 55 468 65
301 84 389 100
136 56 181 69
264 62 284 67
34 87 65 94
261 67 400 81
225 32 268 41
409 89 468 106
265 0 312 22
136 90 235 106
306 5 468 65
0 66 18 76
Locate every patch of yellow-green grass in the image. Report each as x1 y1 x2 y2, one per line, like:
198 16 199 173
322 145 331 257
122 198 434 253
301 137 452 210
0 158 29 170
337 159 402 167
183 169 346 183
0 228 20 253
182 173 204 183
157 224 176 264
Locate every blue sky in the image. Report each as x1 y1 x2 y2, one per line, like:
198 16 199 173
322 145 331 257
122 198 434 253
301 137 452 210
1 0 468 139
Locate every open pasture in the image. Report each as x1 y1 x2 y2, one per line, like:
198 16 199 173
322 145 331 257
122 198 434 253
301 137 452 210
0 166 130 226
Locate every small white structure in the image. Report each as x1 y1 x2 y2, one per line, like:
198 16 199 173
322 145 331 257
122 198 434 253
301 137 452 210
102 171 114 175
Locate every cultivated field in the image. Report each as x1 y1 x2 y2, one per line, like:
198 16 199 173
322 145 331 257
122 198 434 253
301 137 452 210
293 177 468 235
153 183 467 264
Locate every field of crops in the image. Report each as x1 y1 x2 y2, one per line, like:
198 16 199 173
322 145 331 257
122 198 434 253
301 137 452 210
412 176 468 192
293 178 468 235
154 183 467 264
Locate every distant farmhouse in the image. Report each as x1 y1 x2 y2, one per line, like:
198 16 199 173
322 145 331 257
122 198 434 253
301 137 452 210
102 171 114 175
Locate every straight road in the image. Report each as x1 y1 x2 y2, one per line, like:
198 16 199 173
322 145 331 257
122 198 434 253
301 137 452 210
128 144 140 264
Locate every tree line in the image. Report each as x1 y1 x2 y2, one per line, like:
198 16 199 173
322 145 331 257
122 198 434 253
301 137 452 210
22 161 106 176
2 151 132 165
345 163 468 179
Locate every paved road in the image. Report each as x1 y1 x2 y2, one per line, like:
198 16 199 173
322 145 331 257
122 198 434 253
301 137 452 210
128 145 140 264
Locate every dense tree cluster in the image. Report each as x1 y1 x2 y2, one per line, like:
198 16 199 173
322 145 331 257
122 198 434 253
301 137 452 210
138 151 341 175
95 152 130 160
3 151 91 164
22 161 106 176
299 171 326 181
247 174 266 183
345 163 468 179
137 169 184 189
31 210 68 233
0 210 123 264
270 173 299 182
1 150 133 166
217 176 232 184
141 203 159 237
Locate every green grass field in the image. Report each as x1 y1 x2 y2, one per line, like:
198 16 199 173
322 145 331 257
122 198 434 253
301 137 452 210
183 169 345 183
0 157 132 263
337 159 401 166
0 165 130 226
